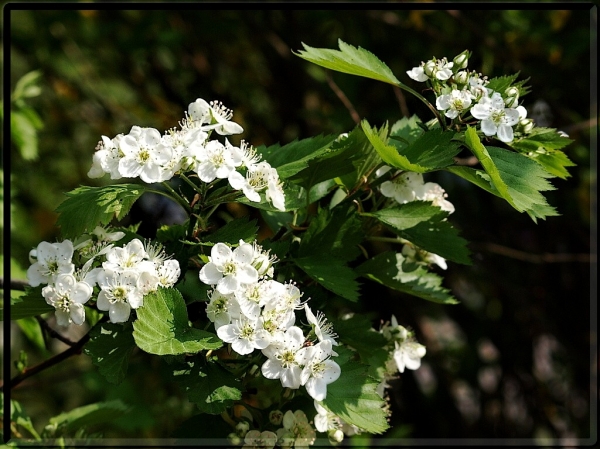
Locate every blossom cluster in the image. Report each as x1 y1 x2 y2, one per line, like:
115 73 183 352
88 98 286 211
375 166 455 214
377 315 427 397
26 228 181 325
200 240 341 402
407 51 534 143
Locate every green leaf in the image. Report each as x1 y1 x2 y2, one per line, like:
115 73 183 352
2 396 41 440
45 400 129 437
337 126 383 190
255 134 339 180
321 347 389 434
511 127 573 152
83 322 136 384
298 206 363 262
363 202 471 265
444 166 500 197
3 286 54 321
464 127 558 221
391 128 461 170
15 317 48 353
202 217 258 245
55 184 148 239
237 182 306 212
356 251 459 304
294 257 360 301
294 39 400 86
11 110 39 160
174 361 242 415
132 287 222 355
484 73 519 96
532 149 577 180
390 115 425 147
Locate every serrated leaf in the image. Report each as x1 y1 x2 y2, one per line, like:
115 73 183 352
294 257 360 301
289 144 357 191
298 206 363 262
363 202 471 265
511 127 573 152
202 217 258 245
3 286 54 321
83 322 136 384
390 115 424 147
55 184 148 239
294 39 400 86
356 251 459 304
391 128 461 170
174 361 242 415
132 287 222 355
484 73 519 96
464 127 558 221
337 125 384 190
255 134 339 180
321 347 389 434
532 150 576 180
444 165 500 197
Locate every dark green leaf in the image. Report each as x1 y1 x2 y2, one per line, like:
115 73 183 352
294 39 400 86
84 322 136 384
363 202 471 265
390 115 424 148
202 217 258 245
294 257 360 301
484 73 519 96
356 251 459 304
337 125 384 190
55 184 148 239
132 287 222 355
391 128 461 170
3 286 54 321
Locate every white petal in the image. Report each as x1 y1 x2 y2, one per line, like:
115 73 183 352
197 162 217 183
55 310 71 327
305 378 327 401
96 292 110 311
70 303 86 325
261 358 282 380
496 124 514 143
199 263 223 285
228 170 246 190
109 302 131 323
232 339 254 355
217 323 238 343
233 243 254 264
211 243 232 265
480 120 497 136
71 282 93 304
281 365 302 389
218 275 239 294
236 265 259 285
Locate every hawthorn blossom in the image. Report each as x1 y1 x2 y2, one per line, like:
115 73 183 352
206 289 241 329
41 273 93 326
118 126 172 183
471 91 520 143
392 339 426 373
194 139 239 183
96 269 143 323
102 238 154 274
423 57 454 81
261 326 305 389
406 64 428 82
217 315 271 355
27 240 75 287
276 410 316 449
378 168 425 204
304 304 338 347
187 98 244 135
199 242 259 294
243 430 277 449
87 134 125 179
298 340 341 401
436 89 472 119
416 182 455 214
157 259 181 288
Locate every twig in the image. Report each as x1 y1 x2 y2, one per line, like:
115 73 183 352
393 85 410 118
472 242 595 264
454 156 480 166
35 316 76 347
1 278 29 291
326 73 361 125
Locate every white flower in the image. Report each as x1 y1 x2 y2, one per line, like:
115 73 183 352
195 140 238 183
304 304 338 348
261 326 305 389
96 269 143 323
187 98 244 135
380 171 425 204
392 339 426 373
118 127 172 183
276 410 316 449
436 89 472 119
217 315 271 355
243 430 277 449
27 240 75 287
266 176 286 212
41 273 92 326
471 92 520 143
416 182 455 214
88 135 124 180
406 65 429 82
157 259 181 288
199 242 259 294
402 242 447 270
228 161 275 203
235 279 277 320
92 226 125 243
206 289 241 329
313 401 340 433
251 242 277 278
297 340 341 401
424 58 454 81
103 239 154 274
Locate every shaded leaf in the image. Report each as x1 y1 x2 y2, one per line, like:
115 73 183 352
84 322 136 384
203 217 258 245
294 257 360 302
3 286 54 321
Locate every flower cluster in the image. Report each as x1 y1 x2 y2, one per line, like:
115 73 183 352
200 240 341 402
88 98 286 211
407 51 533 143
27 228 181 325
375 166 455 214
377 315 427 396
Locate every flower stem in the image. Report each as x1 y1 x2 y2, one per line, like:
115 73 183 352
397 82 446 130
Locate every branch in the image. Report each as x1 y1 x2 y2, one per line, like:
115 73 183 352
472 242 596 264
0 278 29 291
393 85 410 118
35 316 76 347
326 73 361 125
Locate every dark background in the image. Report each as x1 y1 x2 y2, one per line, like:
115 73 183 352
5 6 596 444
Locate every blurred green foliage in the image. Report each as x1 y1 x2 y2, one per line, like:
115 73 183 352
6 7 595 443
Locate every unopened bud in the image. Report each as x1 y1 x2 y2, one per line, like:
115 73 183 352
454 70 469 85
235 421 250 437
505 87 519 98
28 249 38 264
269 410 283 426
519 118 534 133
328 429 345 445
453 51 469 69
228 433 242 446
424 60 437 77
505 96 519 108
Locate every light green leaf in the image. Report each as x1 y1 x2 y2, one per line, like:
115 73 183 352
484 73 520 96
45 400 129 437
174 361 242 415
83 322 136 384
363 202 471 265
511 127 573 152
337 125 384 190
444 166 500 197
15 317 47 353
294 257 360 302
55 184 148 239
321 347 389 434
294 39 400 86
11 110 39 160
532 149 577 180
3 287 54 321
2 396 41 440
255 134 339 180
390 115 424 147
132 287 222 355
391 128 461 170
356 251 459 304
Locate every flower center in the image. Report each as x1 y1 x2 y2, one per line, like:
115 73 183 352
55 296 71 312
239 323 255 340
490 110 506 125
209 100 233 121
113 286 127 302
278 350 296 368
138 148 151 163
222 261 237 276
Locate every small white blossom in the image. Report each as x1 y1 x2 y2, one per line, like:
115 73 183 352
392 338 426 373
471 91 520 143
217 315 271 355
276 410 316 449
199 242 259 294
406 64 429 82
243 430 277 449
304 304 338 348
416 182 455 214
298 341 341 401
436 89 472 119
187 98 244 135
27 240 75 287
41 273 92 326
96 269 143 323
261 326 305 389
206 289 241 329
379 170 425 204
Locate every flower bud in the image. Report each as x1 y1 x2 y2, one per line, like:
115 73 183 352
453 51 469 69
29 249 38 264
228 433 242 446
424 60 437 77
235 421 250 437
454 70 469 85
505 96 519 108
269 410 283 426
505 86 519 98
519 118 534 133
328 429 345 445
